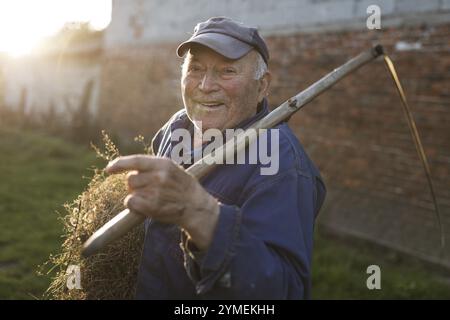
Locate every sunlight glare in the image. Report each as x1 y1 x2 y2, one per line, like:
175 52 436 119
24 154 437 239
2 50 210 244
0 0 111 57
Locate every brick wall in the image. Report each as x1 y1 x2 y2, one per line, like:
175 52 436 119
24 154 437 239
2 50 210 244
98 22 450 267
266 23 450 266
98 45 182 141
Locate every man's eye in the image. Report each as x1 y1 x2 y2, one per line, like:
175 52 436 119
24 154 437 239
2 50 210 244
223 68 236 74
189 65 202 72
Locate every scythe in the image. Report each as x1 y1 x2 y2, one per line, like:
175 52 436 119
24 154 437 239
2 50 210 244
82 44 444 257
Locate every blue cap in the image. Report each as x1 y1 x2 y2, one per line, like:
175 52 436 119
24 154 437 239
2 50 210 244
177 17 269 64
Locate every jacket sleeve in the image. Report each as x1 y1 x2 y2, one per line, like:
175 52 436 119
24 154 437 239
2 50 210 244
181 168 318 299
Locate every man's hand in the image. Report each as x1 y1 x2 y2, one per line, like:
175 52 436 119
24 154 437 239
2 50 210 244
105 155 220 251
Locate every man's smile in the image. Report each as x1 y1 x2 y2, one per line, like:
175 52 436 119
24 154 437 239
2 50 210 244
196 100 226 109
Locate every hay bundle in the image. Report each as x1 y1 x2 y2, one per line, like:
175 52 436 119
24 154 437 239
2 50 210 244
43 133 146 299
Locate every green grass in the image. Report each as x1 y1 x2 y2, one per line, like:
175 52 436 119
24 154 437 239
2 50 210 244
312 228 450 299
0 125 449 299
0 125 102 299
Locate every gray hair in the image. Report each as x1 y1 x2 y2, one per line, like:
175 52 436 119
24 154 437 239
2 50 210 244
253 51 268 80
181 50 268 80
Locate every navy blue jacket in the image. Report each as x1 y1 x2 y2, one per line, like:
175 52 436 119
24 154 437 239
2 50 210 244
135 99 326 299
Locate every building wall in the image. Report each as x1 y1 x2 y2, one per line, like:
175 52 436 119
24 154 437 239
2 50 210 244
2 32 103 124
3 55 101 121
104 0 450 47
0 55 5 107
98 44 182 140
266 23 450 267
99 0 450 266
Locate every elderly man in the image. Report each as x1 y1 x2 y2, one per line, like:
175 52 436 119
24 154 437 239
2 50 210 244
106 17 326 299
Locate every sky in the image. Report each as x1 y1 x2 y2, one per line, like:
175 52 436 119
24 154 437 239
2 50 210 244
0 0 112 56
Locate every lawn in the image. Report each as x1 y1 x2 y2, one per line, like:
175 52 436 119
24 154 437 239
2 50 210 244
312 227 450 299
0 125 449 299
0 125 102 299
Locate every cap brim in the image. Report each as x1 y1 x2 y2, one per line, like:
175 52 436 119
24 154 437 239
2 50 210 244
177 33 253 60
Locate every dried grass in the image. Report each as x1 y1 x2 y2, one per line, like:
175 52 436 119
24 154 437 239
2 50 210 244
41 132 149 299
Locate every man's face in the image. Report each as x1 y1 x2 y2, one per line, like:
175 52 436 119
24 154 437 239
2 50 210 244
181 45 269 132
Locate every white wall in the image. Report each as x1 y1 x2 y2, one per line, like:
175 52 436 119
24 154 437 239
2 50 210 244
105 0 450 49
3 57 101 120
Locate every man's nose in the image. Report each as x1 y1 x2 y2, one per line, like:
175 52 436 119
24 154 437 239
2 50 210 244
199 71 219 92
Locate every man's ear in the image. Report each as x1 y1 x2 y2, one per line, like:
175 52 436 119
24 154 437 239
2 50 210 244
257 71 272 103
